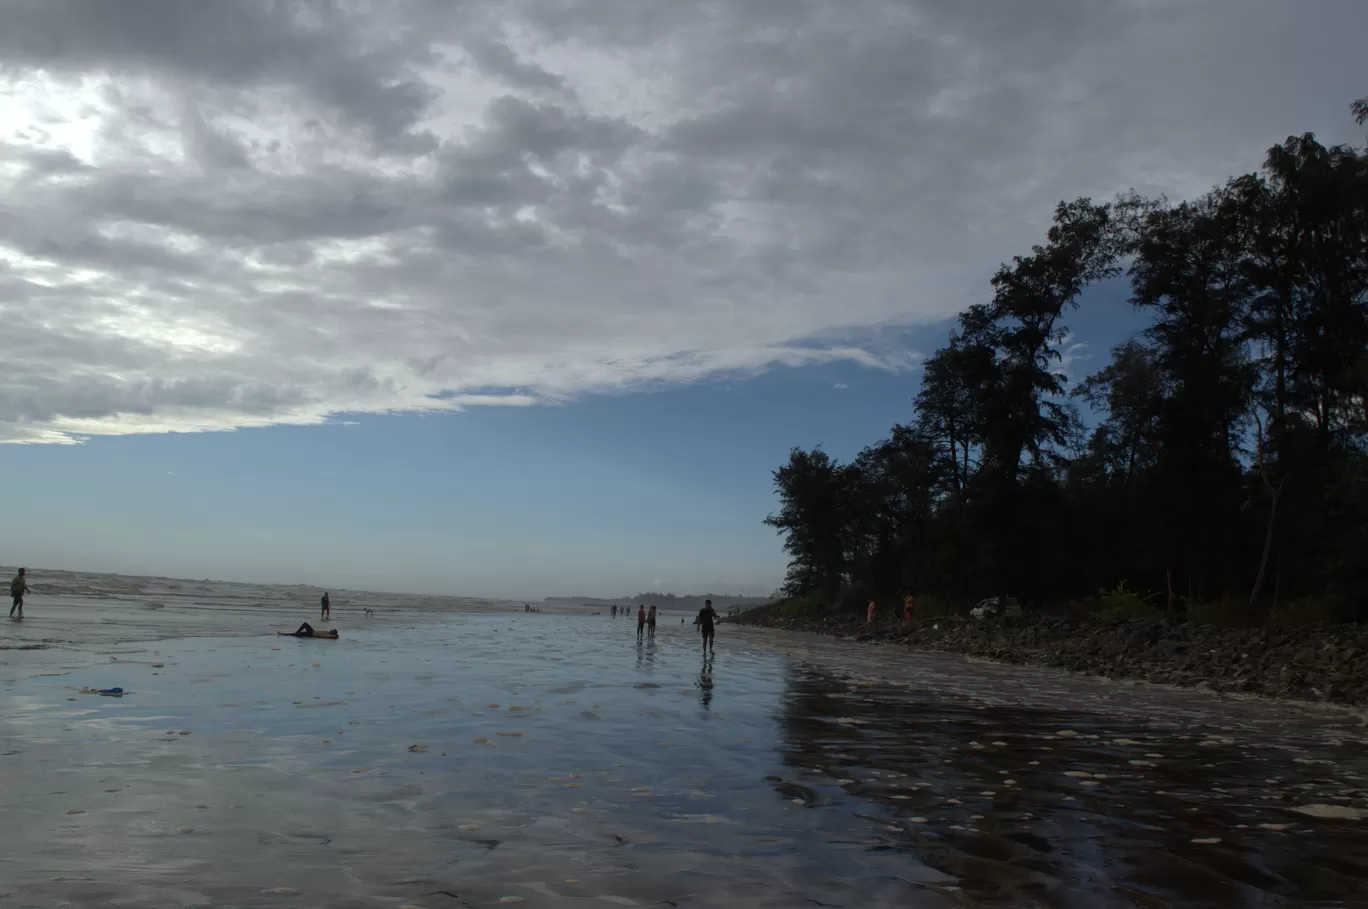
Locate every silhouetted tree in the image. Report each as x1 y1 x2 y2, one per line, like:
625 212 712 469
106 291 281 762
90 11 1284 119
766 102 1368 622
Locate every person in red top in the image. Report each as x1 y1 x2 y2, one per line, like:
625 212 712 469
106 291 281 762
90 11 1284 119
903 593 915 623
636 604 646 639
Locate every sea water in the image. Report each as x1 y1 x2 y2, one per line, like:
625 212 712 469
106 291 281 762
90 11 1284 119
3 603 1368 907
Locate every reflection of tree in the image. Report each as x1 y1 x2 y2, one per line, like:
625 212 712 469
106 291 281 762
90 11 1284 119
771 660 1324 907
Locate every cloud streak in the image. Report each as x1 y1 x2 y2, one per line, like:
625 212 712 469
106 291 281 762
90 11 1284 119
0 0 1362 442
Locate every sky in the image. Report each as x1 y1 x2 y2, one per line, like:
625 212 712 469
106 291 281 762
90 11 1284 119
0 1 1363 598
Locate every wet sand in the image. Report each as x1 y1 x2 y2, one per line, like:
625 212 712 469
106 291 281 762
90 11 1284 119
3 596 1368 907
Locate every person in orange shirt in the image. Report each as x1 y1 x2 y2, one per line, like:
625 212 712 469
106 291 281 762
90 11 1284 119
903 592 915 623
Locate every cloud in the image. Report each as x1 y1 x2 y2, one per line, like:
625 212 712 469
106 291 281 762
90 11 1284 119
0 0 1362 443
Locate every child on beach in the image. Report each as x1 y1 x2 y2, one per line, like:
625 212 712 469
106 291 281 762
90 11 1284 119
646 604 657 637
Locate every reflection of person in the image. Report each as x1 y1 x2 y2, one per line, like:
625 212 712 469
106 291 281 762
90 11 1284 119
698 657 714 709
9 568 29 617
696 599 719 653
321 591 331 619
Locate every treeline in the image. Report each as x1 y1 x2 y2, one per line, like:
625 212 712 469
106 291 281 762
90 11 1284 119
766 104 1368 622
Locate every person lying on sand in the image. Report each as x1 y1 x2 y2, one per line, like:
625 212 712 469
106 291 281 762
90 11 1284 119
278 622 338 639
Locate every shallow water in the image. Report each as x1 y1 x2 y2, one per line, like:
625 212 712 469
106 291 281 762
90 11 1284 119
3 611 1368 908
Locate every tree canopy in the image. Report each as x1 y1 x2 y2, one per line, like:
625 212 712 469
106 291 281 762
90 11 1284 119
766 106 1368 621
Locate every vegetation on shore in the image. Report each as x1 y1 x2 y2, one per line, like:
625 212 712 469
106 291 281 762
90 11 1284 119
765 100 1368 627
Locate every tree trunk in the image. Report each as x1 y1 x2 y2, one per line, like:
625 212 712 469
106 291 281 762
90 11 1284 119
1249 478 1286 612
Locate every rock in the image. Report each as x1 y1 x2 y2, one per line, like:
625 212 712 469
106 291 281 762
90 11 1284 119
745 610 1368 707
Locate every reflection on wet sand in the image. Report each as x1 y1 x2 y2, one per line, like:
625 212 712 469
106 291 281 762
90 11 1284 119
1 613 1366 907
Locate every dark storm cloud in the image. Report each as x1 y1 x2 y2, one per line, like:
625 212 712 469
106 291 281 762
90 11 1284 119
0 0 1362 442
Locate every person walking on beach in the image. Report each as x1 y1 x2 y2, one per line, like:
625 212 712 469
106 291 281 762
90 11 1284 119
636 604 646 639
646 604 657 637
697 599 719 654
611 604 617 618
321 591 331 619
903 592 915 623
9 568 29 618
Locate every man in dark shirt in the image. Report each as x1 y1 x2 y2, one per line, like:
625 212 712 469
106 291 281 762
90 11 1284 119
321 591 331 619
696 598 719 654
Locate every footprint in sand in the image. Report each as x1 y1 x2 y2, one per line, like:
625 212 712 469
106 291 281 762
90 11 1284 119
407 744 428 753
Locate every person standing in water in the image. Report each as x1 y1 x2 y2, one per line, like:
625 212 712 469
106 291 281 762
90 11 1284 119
321 591 331 619
696 598 719 654
9 568 29 618
636 604 646 639
646 604 657 637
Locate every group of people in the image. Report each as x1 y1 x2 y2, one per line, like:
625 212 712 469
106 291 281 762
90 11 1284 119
867 593 917 626
616 599 719 653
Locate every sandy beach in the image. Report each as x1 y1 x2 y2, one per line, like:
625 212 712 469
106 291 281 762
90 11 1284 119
3 574 1368 907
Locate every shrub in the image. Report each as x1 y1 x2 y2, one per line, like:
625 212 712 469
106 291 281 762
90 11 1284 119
1094 581 1160 622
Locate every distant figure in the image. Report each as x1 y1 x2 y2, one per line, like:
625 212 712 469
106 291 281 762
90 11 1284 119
866 599 876 627
697 598 719 654
636 604 646 639
9 568 29 618
321 591 331 619
279 622 338 639
646 604 657 637
903 593 915 623
611 604 617 618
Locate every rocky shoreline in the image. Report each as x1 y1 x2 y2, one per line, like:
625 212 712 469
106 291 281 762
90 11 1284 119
737 610 1368 706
